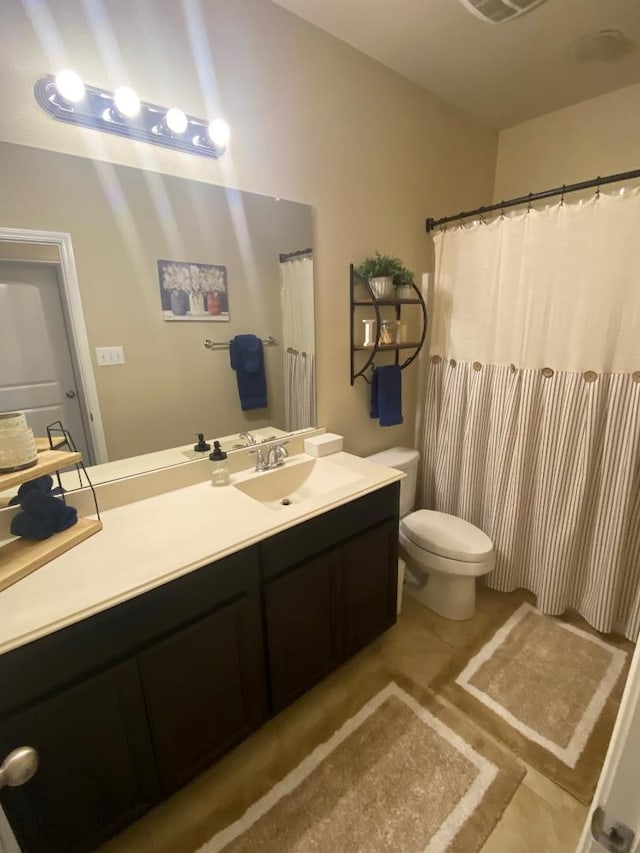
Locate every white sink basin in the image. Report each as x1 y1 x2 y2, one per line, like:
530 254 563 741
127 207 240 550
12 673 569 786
233 457 366 510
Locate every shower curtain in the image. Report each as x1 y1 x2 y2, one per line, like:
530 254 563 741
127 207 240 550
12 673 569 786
279 253 316 431
418 188 640 640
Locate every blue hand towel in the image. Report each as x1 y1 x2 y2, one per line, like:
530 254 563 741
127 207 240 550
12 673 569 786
8 475 61 506
20 492 78 531
229 335 268 411
10 511 56 540
370 365 403 427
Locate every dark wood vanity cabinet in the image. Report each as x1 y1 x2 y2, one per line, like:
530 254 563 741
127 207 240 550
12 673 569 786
262 485 399 711
0 546 267 853
0 660 158 853
139 594 265 794
0 483 399 852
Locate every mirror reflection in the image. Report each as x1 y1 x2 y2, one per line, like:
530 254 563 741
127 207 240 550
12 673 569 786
0 141 316 485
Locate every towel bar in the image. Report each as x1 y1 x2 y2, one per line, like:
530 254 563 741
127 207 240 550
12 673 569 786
204 336 278 351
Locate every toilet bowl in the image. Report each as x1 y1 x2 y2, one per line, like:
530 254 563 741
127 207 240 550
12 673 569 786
399 510 494 620
366 447 495 621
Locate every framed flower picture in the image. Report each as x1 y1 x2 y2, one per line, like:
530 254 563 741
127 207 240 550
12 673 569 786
157 259 229 321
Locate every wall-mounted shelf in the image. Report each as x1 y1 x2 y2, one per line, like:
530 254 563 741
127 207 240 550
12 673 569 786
350 264 427 384
0 425 102 593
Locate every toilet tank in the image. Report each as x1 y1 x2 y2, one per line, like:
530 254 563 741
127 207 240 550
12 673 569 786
366 447 419 518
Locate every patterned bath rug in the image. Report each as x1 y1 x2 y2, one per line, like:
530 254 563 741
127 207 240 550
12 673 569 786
432 602 631 804
196 679 524 852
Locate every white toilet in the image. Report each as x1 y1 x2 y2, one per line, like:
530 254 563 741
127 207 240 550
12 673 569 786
366 447 495 621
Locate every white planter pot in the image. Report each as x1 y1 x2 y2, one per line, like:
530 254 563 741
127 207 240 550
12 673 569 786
368 276 393 299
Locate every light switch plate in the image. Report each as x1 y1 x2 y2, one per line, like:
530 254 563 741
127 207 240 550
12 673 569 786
96 346 125 365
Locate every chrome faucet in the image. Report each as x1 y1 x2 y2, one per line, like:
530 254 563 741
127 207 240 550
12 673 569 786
238 431 257 446
248 440 289 472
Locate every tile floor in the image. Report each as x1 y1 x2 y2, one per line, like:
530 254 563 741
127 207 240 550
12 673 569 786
101 585 593 853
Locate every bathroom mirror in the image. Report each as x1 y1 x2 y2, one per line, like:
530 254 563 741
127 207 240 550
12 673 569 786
0 141 316 486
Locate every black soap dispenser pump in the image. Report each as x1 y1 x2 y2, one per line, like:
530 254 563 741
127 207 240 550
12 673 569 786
194 433 211 453
209 441 230 486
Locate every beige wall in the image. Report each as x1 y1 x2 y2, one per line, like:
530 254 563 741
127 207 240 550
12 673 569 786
0 0 498 457
494 82 640 201
0 142 311 460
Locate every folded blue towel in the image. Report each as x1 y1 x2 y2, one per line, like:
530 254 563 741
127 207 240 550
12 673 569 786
14 492 78 535
10 511 57 540
9 475 62 506
229 335 268 411
370 365 403 427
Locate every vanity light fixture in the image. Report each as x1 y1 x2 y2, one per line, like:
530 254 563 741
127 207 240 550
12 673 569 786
35 73 230 159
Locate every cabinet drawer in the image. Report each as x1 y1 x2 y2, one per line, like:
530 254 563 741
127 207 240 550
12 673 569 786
260 484 399 580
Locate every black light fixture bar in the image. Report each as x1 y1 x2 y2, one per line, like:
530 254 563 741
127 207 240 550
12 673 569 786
34 74 226 159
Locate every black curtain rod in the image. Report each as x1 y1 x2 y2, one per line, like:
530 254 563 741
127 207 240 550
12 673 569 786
425 167 640 233
279 247 313 262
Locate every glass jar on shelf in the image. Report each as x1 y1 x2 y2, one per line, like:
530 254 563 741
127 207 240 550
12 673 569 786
379 320 394 345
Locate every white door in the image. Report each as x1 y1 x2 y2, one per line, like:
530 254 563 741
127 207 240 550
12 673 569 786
0 261 91 461
577 636 640 853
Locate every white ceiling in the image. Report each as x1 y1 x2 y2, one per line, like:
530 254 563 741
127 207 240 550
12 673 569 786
270 0 640 128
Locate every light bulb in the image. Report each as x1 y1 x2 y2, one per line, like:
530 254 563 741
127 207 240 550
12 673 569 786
207 118 230 149
55 69 85 103
113 86 140 118
165 107 187 134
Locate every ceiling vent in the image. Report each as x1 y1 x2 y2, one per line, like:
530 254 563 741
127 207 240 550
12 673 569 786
458 0 548 23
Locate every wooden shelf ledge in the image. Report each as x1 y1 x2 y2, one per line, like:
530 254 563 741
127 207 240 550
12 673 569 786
0 450 82 491
0 518 103 593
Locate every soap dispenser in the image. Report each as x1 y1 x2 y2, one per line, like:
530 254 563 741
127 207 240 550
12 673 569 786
194 433 211 453
209 441 230 486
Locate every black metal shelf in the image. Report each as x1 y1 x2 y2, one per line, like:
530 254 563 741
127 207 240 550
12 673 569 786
349 265 427 385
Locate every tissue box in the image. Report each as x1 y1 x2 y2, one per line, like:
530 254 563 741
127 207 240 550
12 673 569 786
304 433 344 457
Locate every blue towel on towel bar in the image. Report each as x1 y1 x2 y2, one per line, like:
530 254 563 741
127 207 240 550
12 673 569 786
370 365 403 427
230 334 268 411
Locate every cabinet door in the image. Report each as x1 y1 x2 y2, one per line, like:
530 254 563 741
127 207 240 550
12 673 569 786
0 660 158 853
139 595 266 794
341 519 398 658
264 550 341 712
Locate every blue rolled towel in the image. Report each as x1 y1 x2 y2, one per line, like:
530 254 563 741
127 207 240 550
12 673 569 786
20 492 78 532
370 365 403 427
9 475 56 506
229 334 268 411
10 511 56 540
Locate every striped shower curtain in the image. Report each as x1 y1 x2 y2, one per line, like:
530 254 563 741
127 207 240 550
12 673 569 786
419 188 640 640
279 254 316 432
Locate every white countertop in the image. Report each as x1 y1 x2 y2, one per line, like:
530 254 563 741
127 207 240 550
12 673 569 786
0 452 402 656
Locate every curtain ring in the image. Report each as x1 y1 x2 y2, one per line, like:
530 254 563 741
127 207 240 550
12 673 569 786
595 178 601 199
509 363 517 374
473 361 482 372
583 370 597 383
560 185 565 206
527 193 533 213
542 367 554 378
500 202 505 220
632 371 640 383
431 355 442 364
449 358 457 368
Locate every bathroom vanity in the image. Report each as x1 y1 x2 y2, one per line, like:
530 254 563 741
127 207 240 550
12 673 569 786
0 452 401 852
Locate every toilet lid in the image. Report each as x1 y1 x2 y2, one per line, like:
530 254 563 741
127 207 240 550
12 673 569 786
401 510 493 563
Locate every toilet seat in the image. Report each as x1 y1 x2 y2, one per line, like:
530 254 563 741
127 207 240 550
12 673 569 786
400 510 493 563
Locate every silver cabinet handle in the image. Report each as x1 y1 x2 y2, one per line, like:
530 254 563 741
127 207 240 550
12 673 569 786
0 747 39 789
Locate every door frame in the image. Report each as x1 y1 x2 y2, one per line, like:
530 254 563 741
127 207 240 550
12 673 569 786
0 226 107 464
576 635 640 851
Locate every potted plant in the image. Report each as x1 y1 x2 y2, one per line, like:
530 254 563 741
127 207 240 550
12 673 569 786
392 264 416 299
356 252 403 298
